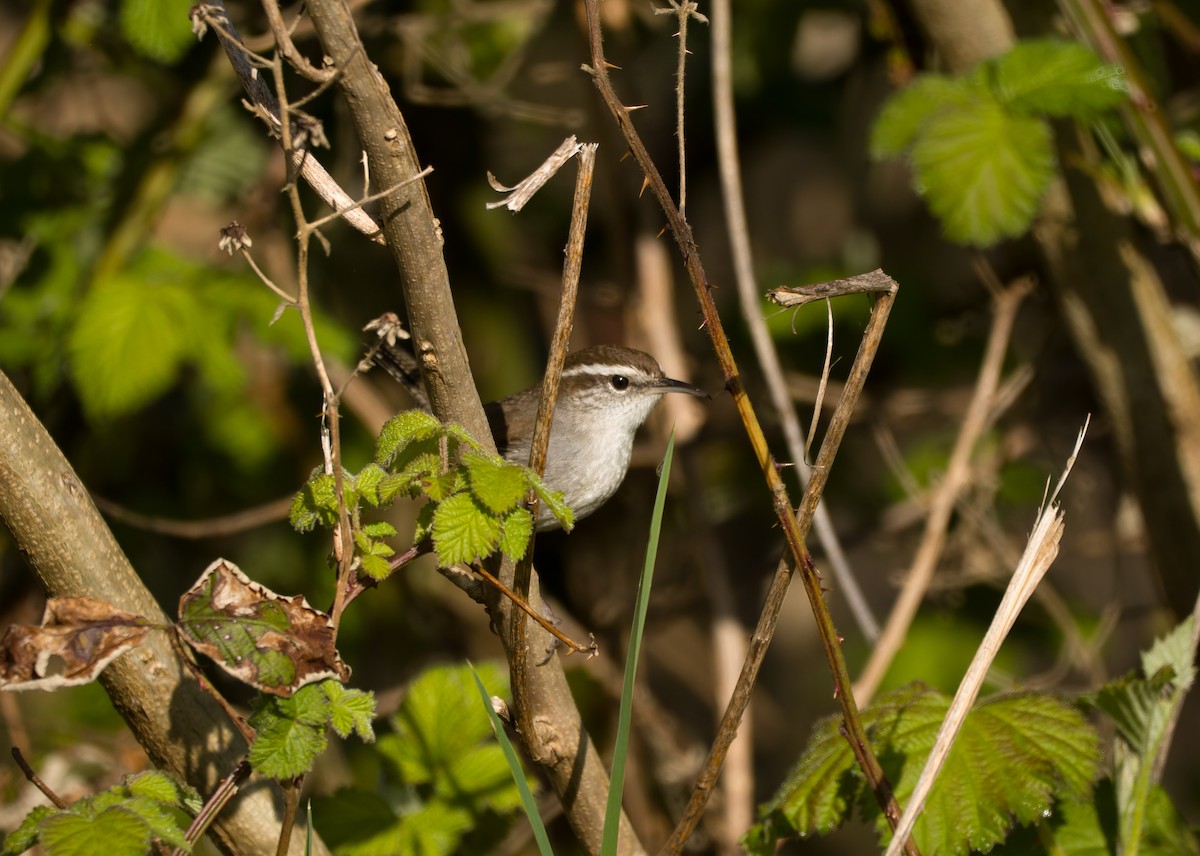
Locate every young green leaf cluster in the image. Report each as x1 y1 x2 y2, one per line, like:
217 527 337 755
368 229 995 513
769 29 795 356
312 663 530 856
743 683 1101 855
247 680 376 780
2 771 201 856
290 409 573 575
872 39 1127 246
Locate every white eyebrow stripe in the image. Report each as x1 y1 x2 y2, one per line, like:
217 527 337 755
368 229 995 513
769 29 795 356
561 364 644 378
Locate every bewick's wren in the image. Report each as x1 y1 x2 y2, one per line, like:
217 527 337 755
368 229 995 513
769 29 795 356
368 326 707 530
486 345 708 530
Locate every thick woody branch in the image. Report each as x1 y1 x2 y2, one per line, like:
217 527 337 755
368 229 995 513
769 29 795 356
0 370 321 856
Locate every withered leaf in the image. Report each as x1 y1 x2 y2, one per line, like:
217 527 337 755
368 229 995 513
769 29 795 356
178 559 350 697
0 598 153 691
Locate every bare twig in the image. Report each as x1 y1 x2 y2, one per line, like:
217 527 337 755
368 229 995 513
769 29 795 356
11 747 68 809
471 562 597 656
884 420 1087 856
652 1 707 215
855 279 1031 705
92 495 293 539
712 1 878 643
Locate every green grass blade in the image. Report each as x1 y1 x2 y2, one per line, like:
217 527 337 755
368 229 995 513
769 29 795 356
469 661 554 856
601 430 675 856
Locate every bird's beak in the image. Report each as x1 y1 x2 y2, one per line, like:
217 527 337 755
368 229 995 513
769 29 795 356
656 376 710 400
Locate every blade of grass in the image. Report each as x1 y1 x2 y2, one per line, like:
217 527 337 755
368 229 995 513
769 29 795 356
601 431 676 856
469 662 554 856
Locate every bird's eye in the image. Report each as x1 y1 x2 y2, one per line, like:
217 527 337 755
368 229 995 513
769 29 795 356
610 375 630 391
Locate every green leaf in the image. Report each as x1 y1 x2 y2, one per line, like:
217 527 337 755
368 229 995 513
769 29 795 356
379 663 508 786
323 682 377 741
911 99 1055 246
311 792 473 856
377 411 445 467
3 806 54 855
125 770 202 815
431 492 502 566
747 684 1101 856
117 797 189 851
992 39 1127 118
360 521 398 540
528 474 574 532
463 452 530 514
248 684 331 779
870 74 977 158
356 464 386 507
39 807 151 856
119 0 194 64
312 791 405 856
68 277 197 420
1141 615 1196 693
359 552 392 581
498 507 534 562
290 471 339 532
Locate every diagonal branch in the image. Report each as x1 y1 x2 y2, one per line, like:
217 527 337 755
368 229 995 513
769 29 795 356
579 4 910 850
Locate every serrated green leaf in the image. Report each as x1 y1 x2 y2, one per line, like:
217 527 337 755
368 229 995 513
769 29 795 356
1084 670 1173 754
39 806 150 856
870 74 977 158
125 770 202 815
463 452 530 514
249 684 331 779
413 502 436 545
431 492 502 566
992 39 1127 118
499 507 534 562
377 411 445 467
749 684 1101 856
323 682 376 741
356 464 386 506
528 474 574 532
421 468 459 502
67 277 196 420
290 471 339 532
1141 615 1195 693
361 521 398 540
118 796 189 851
3 805 54 855
379 663 507 785
359 553 392 581
119 0 194 64
912 100 1055 246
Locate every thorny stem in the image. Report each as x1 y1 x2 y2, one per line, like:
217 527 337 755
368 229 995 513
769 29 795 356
714 0 878 640
580 5 910 851
474 562 597 656
653 1 707 216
